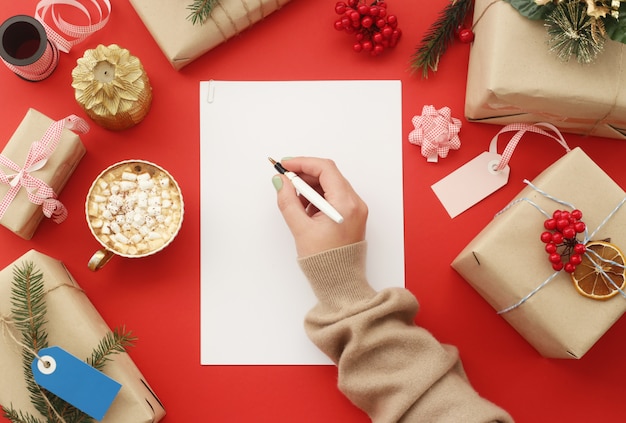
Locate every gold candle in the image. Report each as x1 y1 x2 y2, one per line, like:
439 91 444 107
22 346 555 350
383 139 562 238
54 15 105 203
71 44 152 131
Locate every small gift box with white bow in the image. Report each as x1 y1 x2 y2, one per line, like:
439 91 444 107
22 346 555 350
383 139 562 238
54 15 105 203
452 146 626 359
0 109 88 239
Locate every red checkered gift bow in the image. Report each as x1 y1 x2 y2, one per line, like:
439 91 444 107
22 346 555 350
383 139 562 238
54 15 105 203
409 105 462 162
0 115 89 223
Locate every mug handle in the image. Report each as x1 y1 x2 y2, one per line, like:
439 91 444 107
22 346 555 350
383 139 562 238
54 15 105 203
88 249 115 271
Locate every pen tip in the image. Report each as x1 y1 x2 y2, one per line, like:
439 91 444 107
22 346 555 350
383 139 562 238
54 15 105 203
268 157 277 165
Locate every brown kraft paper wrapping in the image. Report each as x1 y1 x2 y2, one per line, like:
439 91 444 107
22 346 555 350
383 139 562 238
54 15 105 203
465 0 626 139
0 249 166 422
0 109 86 240
452 148 626 358
130 0 292 70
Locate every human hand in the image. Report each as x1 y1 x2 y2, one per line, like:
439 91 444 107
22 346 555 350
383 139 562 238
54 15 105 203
272 157 368 257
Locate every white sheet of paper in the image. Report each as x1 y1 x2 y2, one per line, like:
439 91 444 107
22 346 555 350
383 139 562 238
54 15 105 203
199 80 404 365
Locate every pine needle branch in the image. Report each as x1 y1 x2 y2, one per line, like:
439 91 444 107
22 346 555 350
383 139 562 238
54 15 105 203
49 393 94 423
10 262 51 420
187 0 220 25
411 0 474 78
88 326 137 371
2 406 43 423
10 262 48 353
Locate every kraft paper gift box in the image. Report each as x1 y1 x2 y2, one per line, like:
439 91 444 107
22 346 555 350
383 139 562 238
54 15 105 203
130 0 292 70
0 249 166 422
0 109 86 240
452 147 626 359
465 0 626 139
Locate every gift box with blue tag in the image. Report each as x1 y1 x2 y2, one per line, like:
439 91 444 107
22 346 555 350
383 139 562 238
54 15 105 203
0 249 166 422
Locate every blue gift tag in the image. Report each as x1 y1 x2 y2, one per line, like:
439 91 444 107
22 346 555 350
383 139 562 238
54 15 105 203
31 346 122 421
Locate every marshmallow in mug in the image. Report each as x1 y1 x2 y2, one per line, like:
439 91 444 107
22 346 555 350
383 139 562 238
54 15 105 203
87 162 183 256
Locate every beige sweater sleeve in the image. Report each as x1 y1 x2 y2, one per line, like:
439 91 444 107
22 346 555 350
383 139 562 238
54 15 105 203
298 241 514 423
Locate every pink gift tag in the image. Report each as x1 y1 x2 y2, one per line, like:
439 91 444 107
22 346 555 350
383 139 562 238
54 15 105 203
432 151 510 218
432 123 571 218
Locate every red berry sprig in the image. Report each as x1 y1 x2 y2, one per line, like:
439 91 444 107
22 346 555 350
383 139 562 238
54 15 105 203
540 209 587 273
334 0 402 56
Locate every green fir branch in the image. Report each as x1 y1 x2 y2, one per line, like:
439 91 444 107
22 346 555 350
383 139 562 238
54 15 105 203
48 393 94 423
187 0 220 25
411 0 474 78
2 406 43 423
10 262 51 420
88 326 137 371
10 263 48 352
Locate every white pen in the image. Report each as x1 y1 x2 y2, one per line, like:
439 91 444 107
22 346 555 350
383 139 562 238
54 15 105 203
268 157 344 224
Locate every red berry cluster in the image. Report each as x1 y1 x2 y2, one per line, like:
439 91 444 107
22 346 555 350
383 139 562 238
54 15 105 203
540 209 587 273
333 1 402 56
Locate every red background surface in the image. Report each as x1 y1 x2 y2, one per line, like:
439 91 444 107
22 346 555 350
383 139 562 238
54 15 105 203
1 1 625 421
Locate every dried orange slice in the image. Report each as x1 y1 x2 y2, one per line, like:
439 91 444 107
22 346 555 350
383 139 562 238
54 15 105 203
570 241 626 300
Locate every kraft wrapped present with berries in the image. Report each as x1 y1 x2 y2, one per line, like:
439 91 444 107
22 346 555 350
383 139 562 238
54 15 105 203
464 0 626 139
452 147 626 358
0 109 88 240
0 249 166 422
130 0 292 70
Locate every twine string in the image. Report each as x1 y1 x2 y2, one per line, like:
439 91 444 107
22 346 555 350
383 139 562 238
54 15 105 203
213 3 231 41
471 0 502 31
497 180 626 313
240 0 253 26
0 313 43 360
218 0 249 39
587 195 626 241
210 0 285 42
497 271 560 314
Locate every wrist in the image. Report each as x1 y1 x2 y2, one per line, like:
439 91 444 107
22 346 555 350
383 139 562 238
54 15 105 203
298 241 375 310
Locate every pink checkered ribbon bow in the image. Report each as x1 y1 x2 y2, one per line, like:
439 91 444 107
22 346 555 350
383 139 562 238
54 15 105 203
0 115 89 223
409 105 462 162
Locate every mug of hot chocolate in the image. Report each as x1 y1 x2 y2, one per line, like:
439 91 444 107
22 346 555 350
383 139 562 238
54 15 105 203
85 159 184 270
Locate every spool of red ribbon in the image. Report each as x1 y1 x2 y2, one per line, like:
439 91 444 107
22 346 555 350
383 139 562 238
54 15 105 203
0 15 59 82
0 0 111 82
